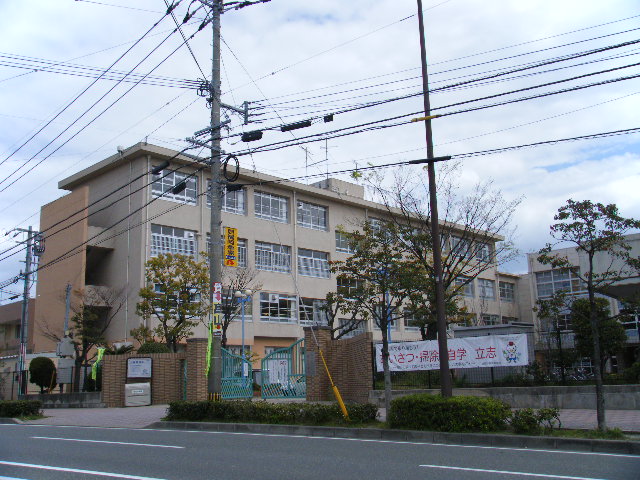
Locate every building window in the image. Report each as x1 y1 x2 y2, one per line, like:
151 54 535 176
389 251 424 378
151 224 197 257
451 236 471 258
254 191 288 223
335 231 353 253
206 235 248 267
297 201 327 230
207 181 246 214
297 248 330 278
255 241 291 273
339 318 366 338
299 298 328 326
403 311 422 331
260 292 296 323
337 277 363 298
368 217 384 234
501 316 519 324
478 278 496 300
481 314 500 325
535 269 584 298
151 168 197 205
454 276 474 297
475 242 491 262
264 346 283 356
499 281 515 301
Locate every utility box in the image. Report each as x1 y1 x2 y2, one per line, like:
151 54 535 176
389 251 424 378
124 382 151 407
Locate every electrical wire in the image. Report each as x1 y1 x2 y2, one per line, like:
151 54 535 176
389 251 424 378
0 8 211 195
0 2 179 170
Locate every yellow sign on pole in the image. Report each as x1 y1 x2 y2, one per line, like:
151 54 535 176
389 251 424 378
223 227 238 267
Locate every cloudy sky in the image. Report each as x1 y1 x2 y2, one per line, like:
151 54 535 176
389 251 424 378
0 0 639 301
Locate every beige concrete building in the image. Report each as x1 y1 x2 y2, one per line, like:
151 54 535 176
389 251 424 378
525 233 640 371
32 143 525 358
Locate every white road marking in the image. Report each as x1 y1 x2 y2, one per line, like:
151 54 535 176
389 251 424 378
0 476 31 480
31 436 184 448
419 464 609 479
3 423 638 459
0 461 168 480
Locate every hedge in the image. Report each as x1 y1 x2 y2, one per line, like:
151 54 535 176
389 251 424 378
388 394 511 432
0 400 42 418
166 400 378 425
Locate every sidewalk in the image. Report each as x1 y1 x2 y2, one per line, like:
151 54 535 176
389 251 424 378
20 405 640 432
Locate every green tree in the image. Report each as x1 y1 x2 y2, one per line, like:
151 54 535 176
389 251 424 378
330 220 423 413
136 253 210 352
29 356 56 393
538 199 640 430
571 298 627 375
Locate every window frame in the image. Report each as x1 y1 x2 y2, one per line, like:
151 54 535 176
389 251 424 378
254 191 289 223
259 292 297 323
296 201 327 230
255 241 291 273
297 248 330 278
499 281 515 301
151 168 197 205
150 224 197 257
478 278 496 300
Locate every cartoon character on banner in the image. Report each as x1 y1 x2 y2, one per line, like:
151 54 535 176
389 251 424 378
503 341 520 363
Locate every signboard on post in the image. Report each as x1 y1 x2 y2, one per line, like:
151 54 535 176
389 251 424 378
212 281 222 303
223 227 238 267
375 334 528 372
127 357 152 378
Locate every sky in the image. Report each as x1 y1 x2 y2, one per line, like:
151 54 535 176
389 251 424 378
0 0 639 302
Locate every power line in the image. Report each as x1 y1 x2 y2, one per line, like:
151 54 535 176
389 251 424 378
0 9 211 195
0 2 178 170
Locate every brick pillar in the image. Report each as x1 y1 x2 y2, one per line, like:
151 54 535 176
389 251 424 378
304 326 333 401
186 338 208 401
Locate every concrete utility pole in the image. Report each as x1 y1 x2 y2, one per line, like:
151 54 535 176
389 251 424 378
8 226 38 397
194 0 268 399
416 0 452 397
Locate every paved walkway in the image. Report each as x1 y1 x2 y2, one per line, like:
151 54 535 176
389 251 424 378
23 404 169 428
19 405 640 433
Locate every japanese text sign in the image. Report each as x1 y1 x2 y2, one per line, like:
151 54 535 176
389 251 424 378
375 334 528 372
224 227 238 267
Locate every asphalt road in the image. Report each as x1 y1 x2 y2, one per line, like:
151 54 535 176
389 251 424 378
0 424 638 480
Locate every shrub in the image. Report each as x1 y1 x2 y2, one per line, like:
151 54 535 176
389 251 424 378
166 400 378 425
622 362 640 383
510 408 561 435
137 342 171 354
0 400 42 418
29 357 57 393
388 394 511 432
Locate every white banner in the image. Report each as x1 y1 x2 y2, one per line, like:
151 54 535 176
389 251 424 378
375 334 528 372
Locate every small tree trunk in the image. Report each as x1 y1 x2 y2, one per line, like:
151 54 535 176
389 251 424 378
588 274 606 431
381 326 392 416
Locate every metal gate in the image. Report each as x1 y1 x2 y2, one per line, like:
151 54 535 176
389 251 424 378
221 348 253 399
260 338 305 399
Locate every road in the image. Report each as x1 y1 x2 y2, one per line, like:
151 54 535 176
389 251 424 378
0 424 638 480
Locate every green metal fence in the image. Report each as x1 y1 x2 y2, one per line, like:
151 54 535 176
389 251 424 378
260 338 306 399
221 348 253 399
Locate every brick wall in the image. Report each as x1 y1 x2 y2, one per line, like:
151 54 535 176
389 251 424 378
304 327 373 404
102 352 186 407
186 338 208 401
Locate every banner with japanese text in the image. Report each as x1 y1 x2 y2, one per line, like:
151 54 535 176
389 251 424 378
375 334 528 372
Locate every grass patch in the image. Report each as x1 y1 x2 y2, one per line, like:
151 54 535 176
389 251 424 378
15 414 46 421
548 428 627 440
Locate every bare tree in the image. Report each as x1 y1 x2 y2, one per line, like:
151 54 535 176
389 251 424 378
364 163 521 338
218 266 261 349
39 286 125 391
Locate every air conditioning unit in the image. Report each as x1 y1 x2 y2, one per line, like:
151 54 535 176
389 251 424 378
269 293 279 303
186 232 195 238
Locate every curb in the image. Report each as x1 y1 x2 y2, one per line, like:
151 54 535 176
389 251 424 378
0 418 22 424
147 421 640 455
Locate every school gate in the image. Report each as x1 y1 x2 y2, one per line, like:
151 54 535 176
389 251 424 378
260 338 306 399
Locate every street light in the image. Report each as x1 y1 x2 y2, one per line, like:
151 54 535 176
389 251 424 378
234 289 252 376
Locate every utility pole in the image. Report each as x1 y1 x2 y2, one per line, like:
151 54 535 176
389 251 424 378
7 226 41 397
193 0 268 400
416 0 452 397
